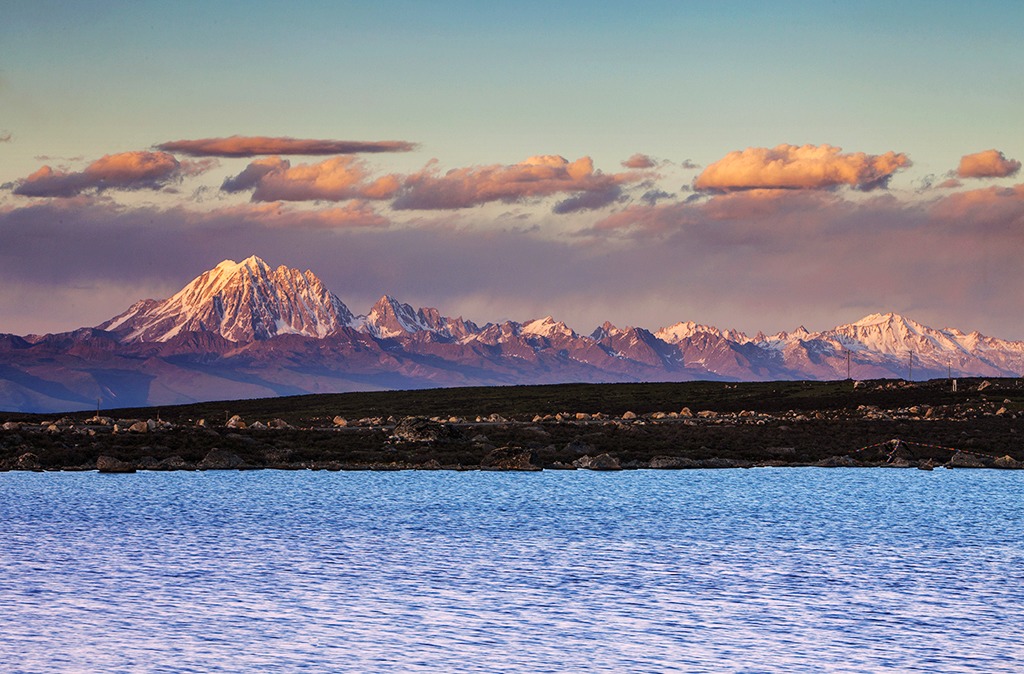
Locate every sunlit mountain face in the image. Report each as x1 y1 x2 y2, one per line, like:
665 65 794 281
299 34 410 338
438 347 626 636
1 257 1022 413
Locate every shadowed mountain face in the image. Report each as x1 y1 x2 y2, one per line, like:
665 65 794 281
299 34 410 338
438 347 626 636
2 257 1023 413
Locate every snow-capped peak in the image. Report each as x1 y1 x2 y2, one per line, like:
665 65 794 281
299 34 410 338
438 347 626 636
359 295 431 338
655 321 750 344
99 256 354 342
521 316 577 339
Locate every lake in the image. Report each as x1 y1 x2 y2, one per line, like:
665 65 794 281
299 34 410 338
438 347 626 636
2 468 1022 673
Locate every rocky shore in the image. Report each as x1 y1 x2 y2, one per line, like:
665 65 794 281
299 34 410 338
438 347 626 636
2 379 1023 472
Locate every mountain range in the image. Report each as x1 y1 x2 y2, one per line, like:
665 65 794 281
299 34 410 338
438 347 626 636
2 255 1022 413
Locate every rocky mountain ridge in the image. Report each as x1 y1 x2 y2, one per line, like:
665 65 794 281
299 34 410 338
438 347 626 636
2 256 1023 413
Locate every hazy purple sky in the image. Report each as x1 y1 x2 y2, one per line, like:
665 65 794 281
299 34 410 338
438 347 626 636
2 2 1023 338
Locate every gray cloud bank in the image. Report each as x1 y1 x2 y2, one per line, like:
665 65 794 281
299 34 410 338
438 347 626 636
2 182 1023 339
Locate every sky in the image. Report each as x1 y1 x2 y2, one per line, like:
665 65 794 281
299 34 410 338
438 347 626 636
2 1 1023 338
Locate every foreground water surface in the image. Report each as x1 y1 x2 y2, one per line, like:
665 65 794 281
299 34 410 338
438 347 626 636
2 468 1022 673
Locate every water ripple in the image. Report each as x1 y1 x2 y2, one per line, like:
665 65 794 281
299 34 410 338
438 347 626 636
1 468 1022 672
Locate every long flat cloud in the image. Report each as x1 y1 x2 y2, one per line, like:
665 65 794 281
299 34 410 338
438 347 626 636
157 136 417 157
694 144 911 192
13 151 197 198
957 149 1021 179
392 155 641 211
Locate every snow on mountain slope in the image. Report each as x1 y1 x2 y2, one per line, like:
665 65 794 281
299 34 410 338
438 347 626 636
99 256 355 342
88 256 1024 382
656 321 751 344
357 295 483 340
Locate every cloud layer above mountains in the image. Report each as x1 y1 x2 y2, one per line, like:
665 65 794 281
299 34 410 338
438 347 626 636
2 139 1023 339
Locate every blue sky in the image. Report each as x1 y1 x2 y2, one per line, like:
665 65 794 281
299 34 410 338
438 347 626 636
2 1 1023 337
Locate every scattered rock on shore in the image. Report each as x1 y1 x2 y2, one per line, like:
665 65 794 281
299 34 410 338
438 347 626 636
393 417 461 443
481 447 542 471
97 455 137 473
199 449 247 470
573 453 622 470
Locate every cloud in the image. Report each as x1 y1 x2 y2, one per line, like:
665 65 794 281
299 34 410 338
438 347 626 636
622 153 656 169
0 131 11 143
12 151 198 198
936 178 962 189
3 183 1024 340
553 185 623 214
213 200 389 229
694 144 911 192
957 149 1021 179
392 155 640 211
221 156 289 192
156 136 417 157
221 156 401 202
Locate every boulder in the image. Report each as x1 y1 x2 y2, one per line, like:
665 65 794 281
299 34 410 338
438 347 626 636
333 416 348 427
481 447 542 471
198 449 248 470
128 421 149 434
993 455 1023 469
155 456 191 470
815 455 860 468
268 418 293 429
648 455 700 469
15 452 41 470
393 416 461 443
978 380 992 391
621 411 637 420
2 421 21 431
573 453 621 470
697 410 718 419
96 455 136 474
946 451 988 468
225 415 246 430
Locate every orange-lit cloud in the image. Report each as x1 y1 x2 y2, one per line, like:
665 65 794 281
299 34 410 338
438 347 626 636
931 183 1024 227
222 156 401 202
211 200 389 229
694 144 911 192
5 181 1024 340
157 136 417 157
13 151 195 198
393 155 639 211
593 189 840 236
957 149 1021 179
622 153 656 169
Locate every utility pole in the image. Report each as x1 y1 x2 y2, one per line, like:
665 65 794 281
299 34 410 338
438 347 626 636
846 350 851 380
908 349 913 382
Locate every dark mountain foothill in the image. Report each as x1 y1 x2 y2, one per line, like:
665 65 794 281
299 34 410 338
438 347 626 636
2 378 1022 472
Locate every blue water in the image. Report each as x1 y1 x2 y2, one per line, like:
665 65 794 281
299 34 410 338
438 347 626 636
1 469 1022 673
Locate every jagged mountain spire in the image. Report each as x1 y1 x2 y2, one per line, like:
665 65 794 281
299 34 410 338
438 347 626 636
99 256 355 342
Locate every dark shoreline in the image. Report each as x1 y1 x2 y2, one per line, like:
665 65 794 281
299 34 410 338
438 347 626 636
3 378 1023 472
